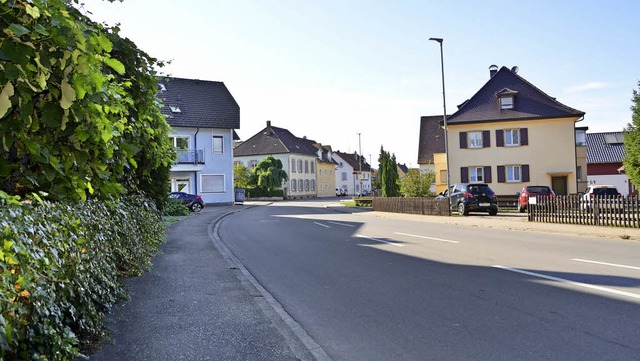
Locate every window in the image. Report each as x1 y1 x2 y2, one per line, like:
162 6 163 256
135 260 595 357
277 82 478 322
304 180 309 191
291 179 297 192
298 179 303 192
297 160 303 173
469 167 484 182
505 129 520 146
234 160 243 166
291 159 296 172
212 136 223 154
305 161 309 173
310 162 315 174
577 166 582 181
500 96 514 109
341 172 347 181
250 160 257 168
170 136 189 149
439 170 447 184
201 174 224 193
468 132 483 148
506 165 521 182
311 180 315 191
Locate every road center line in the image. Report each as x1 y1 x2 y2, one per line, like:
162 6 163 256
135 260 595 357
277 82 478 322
493 265 640 300
313 222 330 228
571 258 640 271
329 221 355 227
355 234 404 247
394 232 459 244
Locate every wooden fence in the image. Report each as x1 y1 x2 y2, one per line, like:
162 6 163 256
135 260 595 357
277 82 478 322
373 197 449 216
528 195 640 228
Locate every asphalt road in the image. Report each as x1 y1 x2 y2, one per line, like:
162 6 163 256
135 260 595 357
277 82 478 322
218 201 640 361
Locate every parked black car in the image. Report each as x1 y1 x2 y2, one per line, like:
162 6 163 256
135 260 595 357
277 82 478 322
169 192 205 212
438 183 499 216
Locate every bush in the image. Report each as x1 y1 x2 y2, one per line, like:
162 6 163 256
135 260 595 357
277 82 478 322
246 187 283 198
0 195 166 360
162 197 190 216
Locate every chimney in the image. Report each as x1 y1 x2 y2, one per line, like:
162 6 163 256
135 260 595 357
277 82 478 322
266 120 271 127
489 65 498 78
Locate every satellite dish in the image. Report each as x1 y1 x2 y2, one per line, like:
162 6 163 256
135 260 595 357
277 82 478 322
511 66 519 74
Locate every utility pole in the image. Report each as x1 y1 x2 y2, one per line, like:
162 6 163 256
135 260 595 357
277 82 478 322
358 133 362 195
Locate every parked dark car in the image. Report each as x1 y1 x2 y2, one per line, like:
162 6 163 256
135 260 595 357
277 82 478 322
438 183 498 216
169 192 205 212
517 185 555 213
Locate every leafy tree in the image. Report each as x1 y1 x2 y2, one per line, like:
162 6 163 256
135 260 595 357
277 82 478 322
399 169 435 197
253 156 288 191
624 81 640 190
378 146 400 197
0 0 175 204
234 163 253 188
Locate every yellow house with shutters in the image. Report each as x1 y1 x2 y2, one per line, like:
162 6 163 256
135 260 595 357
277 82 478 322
419 65 585 196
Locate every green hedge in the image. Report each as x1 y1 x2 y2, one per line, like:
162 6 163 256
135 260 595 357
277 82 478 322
0 195 166 360
245 187 283 198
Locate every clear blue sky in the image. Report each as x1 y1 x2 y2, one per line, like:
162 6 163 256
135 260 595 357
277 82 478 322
82 0 640 169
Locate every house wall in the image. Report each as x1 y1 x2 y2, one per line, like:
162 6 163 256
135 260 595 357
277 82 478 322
447 118 579 195
576 145 588 193
433 153 448 194
317 163 336 197
587 162 631 196
169 127 235 205
332 154 372 195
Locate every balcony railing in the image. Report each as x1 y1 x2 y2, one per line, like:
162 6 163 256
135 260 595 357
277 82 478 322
175 149 205 164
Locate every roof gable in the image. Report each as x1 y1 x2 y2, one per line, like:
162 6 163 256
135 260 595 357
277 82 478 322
334 151 371 172
586 131 626 164
157 77 240 129
447 66 584 125
417 115 446 164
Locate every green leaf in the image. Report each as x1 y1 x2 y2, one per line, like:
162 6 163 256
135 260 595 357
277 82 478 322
60 78 76 109
0 82 14 118
8 23 29 37
25 4 41 19
4 240 14 251
104 57 125 75
97 33 113 52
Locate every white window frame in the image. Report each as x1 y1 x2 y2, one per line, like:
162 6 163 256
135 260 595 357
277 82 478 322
291 159 296 173
311 180 315 191
201 174 225 193
305 160 309 173
304 179 309 191
170 136 190 149
297 160 303 173
505 129 520 146
298 179 303 192
506 165 521 182
212 135 224 154
291 179 297 192
468 131 483 149
500 96 514 109
249 160 257 169
310 162 315 174
469 167 484 182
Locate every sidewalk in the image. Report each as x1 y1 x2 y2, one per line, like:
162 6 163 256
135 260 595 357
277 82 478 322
89 205 315 361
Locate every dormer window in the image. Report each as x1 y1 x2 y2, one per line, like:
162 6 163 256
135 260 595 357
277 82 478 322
496 88 517 110
169 106 181 113
500 96 514 109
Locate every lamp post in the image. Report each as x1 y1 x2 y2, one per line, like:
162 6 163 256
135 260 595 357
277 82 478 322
429 37 451 216
357 132 362 195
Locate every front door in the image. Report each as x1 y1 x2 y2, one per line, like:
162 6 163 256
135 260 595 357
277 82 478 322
172 178 191 193
551 176 568 195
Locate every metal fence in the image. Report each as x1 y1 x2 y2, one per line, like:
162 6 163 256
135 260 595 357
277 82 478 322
528 195 640 228
372 197 449 216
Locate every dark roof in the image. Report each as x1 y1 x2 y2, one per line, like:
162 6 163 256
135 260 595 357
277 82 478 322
447 66 584 125
334 151 371 172
397 163 409 174
157 77 240 129
586 132 625 164
233 121 319 157
309 143 339 165
417 115 446 164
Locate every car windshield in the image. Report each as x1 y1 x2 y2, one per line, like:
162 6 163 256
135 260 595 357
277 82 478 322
466 185 493 195
526 186 552 194
593 188 618 196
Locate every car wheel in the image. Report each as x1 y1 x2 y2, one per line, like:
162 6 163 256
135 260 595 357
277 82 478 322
489 209 498 216
190 203 203 212
457 202 468 216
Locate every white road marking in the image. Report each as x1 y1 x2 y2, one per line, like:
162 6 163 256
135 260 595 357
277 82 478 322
329 221 355 227
313 222 331 228
571 258 640 271
355 234 404 247
394 232 459 244
493 265 640 301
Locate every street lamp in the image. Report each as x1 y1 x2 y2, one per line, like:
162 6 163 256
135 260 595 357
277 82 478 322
429 37 451 216
357 132 362 195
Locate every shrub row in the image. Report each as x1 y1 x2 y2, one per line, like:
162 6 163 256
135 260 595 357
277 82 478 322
0 195 166 360
245 187 283 198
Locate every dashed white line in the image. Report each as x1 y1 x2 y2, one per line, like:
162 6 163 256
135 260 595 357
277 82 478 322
355 234 404 247
394 232 459 244
493 265 640 300
329 221 355 227
571 258 640 271
313 222 331 228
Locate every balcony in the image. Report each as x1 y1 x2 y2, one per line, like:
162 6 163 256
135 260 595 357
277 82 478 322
171 149 205 172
